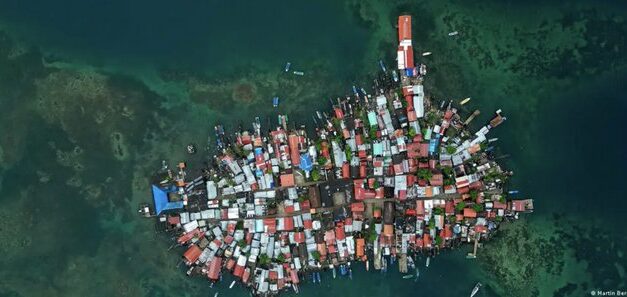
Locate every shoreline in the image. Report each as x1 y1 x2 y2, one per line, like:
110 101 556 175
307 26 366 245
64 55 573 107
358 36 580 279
144 15 533 297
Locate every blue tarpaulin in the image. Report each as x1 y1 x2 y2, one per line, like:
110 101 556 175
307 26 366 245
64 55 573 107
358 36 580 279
300 154 313 172
152 185 184 215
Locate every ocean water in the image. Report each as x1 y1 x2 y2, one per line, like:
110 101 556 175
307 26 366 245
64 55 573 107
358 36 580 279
0 1 625 297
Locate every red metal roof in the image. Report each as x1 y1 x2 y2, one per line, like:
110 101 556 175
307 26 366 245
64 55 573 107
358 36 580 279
280 173 295 187
398 15 412 42
288 134 301 166
183 244 202 264
207 257 222 280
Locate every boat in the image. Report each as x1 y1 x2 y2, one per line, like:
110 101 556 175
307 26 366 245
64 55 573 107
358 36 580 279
352 85 358 96
425 257 430 268
378 59 387 72
488 138 498 143
391 70 399 82
360 87 367 96
187 143 196 154
448 31 459 36
214 293 219 297
229 280 236 289
348 268 352 280
419 64 427 75
332 265 336 279
402 274 414 279
460 97 471 105
293 71 304 76
422 52 432 56
365 260 369 271
470 283 482 297
292 283 299 294
315 272 321 283
415 267 420 281
508 190 519 195
272 96 279 107
284 62 291 72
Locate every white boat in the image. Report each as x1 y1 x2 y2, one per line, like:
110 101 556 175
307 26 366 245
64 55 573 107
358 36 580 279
460 97 471 105
470 282 482 297
448 31 459 36
425 257 430 268
293 283 299 294
422 52 432 56
284 62 291 72
488 138 498 143
365 260 369 271
402 274 414 279
214 293 219 297
293 71 304 76
229 280 236 289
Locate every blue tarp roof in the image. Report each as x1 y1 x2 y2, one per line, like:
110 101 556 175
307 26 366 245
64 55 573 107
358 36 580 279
152 185 184 215
300 154 313 172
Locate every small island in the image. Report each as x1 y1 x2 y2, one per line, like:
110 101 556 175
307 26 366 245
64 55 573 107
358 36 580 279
143 15 533 297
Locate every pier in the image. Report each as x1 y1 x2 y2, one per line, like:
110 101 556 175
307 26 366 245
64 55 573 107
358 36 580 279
143 14 533 297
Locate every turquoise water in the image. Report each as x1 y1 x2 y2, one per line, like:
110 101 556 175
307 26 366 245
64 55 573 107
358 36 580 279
0 1 626 296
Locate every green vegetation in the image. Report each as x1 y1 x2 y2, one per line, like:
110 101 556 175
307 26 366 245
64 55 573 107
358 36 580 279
297 195 307 203
445 145 457 155
417 168 433 180
480 142 488 150
276 253 286 263
311 251 321 261
435 236 443 246
237 239 247 248
498 195 506 203
408 127 416 138
332 118 342 130
433 207 444 215
311 170 320 181
317 156 327 166
345 146 352 160
373 180 380 189
447 215 457 224
369 126 378 139
455 201 466 212
469 190 479 200
472 203 484 212
428 219 436 229
259 254 270 266
236 221 244 230
365 223 378 242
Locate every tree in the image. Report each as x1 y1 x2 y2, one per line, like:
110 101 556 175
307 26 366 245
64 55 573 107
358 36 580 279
368 127 377 140
428 219 436 229
472 203 484 212
237 239 247 248
445 145 457 155
455 201 466 212
408 127 416 138
311 170 320 181
469 190 479 200
435 236 443 246
433 208 444 215
311 251 321 261
345 146 352 160
417 168 433 180
317 156 327 166
277 253 286 263
259 254 270 266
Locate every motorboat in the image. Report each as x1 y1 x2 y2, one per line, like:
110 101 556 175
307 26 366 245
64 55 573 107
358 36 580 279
470 283 482 297
284 62 291 72
460 97 471 105
425 257 430 268
448 31 459 36
229 280 236 289
422 52 432 56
